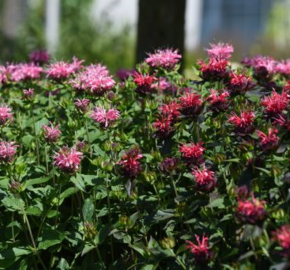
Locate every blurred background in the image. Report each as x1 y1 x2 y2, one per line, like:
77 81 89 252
0 0 289 72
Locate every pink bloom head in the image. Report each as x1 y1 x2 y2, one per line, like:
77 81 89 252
74 98 90 113
133 73 157 95
119 147 143 178
29 50 50 65
90 106 120 128
186 234 212 263
53 146 83 174
179 90 203 117
153 116 173 139
191 165 217 192
272 225 290 257
198 58 228 81
0 141 18 163
261 90 289 118
43 122 61 143
229 110 255 135
159 101 181 120
23 88 34 100
0 104 13 126
206 42 233 60
145 48 181 69
7 63 43 82
236 195 267 225
228 72 255 93
275 60 290 77
179 142 205 166
207 89 230 112
257 128 279 151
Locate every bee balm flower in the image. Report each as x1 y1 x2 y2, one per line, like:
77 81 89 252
257 128 279 151
145 48 181 69
179 142 205 166
191 166 217 192
74 98 90 113
272 225 290 257
206 42 233 60
0 104 13 126
228 110 255 135
90 107 120 128
119 148 143 178
179 90 203 117
43 122 61 143
0 141 18 163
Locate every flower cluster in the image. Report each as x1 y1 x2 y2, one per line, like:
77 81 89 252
191 165 217 192
43 122 61 143
90 107 120 128
207 89 230 112
145 48 181 69
229 110 255 135
179 90 203 116
119 148 143 178
0 141 17 163
179 142 205 166
0 104 13 126
133 73 157 95
186 234 212 263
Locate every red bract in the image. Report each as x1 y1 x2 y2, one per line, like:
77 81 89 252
198 58 228 81
186 234 212 263
228 72 255 93
0 141 17 163
43 122 61 143
206 42 233 60
257 128 279 151
179 142 205 165
207 89 229 112
145 48 181 69
133 73 157 95
191 165 217 192
229 110 255 135
152 116 173 139
261 91 289 118
272 225 290 257
90 107 120 128
74 98 90 113
53 147 83 174
179 90 203 116
236 196 267 225
119 148 143 178
29 50 50 65
0 104 13 126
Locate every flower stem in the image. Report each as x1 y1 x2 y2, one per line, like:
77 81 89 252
31 105 40 165
106 177 114 262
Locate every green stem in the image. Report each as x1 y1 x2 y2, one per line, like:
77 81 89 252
55 183 62 226
85 119 92 158
31 105 40 165
106 178 115 262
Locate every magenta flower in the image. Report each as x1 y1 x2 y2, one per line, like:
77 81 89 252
145 48 181 69
0 66 8 85
179 142 205 165
275 60 290 77
236 195 267 225
7 63 43 82
206 42 233 60
228 72 255 93
23 88 34 100
74 99 90 113
152 116 173 139
229 110 255 135
133 73 157 95
0 141 18 163
53 146 83 173
116 68 135 81
191 165 217 192
29 50 50 65
43 122 61 143
159 101 181 120
198 58 228 81
207 89 230 112
186 234 213 263
257 128 279 151
0 104 13 126
90 107 120 128
179 90 203 116
272 225 290 257
119 148 143 178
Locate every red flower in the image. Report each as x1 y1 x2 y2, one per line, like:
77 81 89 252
261 90 289 118
228 72 255 93
229 110 255 135
257 128 279 151
159 101 181 120
186 234 212 263
191 165 217 192
119 148 143 178
236 195 267 224
133 73 157 95
273 114 290 131
198 58 228 81
272 225 290 257
152 116 173 139
179 90 203 116
179 142 205 165
207 89 230 112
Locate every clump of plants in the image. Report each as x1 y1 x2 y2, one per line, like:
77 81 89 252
0 45 290 269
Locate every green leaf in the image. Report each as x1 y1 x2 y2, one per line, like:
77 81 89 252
2 197 25 212
57 258 70 270
26 206 42 216
207 198 225 209
0 247 32 259
82 198 94 222
38 229 66 250
81 244 95 257
59 187 77 204
25 169 56 188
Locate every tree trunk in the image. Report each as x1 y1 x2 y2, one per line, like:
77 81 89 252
136 0 186 69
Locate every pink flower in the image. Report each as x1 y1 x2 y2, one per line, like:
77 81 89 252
69 64 115 95
152 77 174 92
207 89 230 112
229 110 255 135
236 195 267 224
7 63 43 82
0 66 8 85
74 99 90 113
0 104 13 126
275 60 290 77
261 91 289 118
228 72 255 93
145 48 181 69
43 122 61 143
257 128 279 151
179 90 203 116
90 107 120 128
159 101 181 120
29 50 50 65
191 165 217 192
272 225 290 257
186 234 212 263
53 146 83 173
179 142 205 165
119 148 143 178
0 141 18 163
23 88 34 100
198 58 228 81
206 42 233 60
133 73 157 95
153 116 173 139
273 114 290 131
